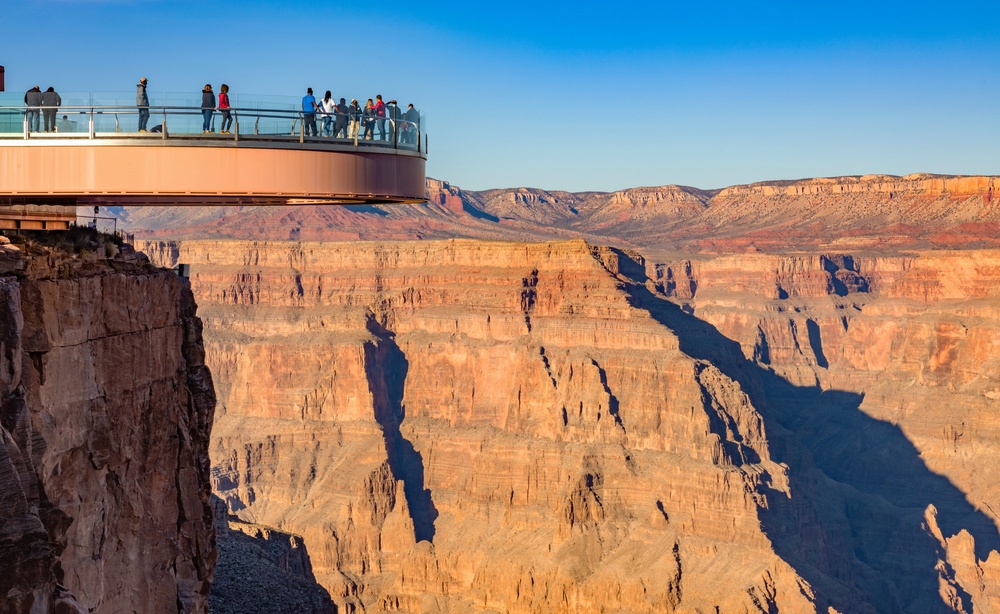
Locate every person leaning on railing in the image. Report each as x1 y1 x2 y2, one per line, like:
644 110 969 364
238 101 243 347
136 77 150 132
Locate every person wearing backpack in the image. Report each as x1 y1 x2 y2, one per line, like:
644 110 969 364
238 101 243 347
348 99 361 144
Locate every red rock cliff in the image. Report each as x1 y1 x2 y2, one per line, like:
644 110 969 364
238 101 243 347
0 236 216 613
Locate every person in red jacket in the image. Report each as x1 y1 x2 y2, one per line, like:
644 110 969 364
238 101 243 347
218 84 232 134
373 94 386 141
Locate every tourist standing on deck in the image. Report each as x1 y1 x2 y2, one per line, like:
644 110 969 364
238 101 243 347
386 99 400 144
362 99 376 141
218 84 232 134
41 87 61 133
24 86 41 133
136 78 150 132
201 84 215 133
334 98 349 138
373 94 386 141
348 99 361 144
302 88 318 137
57 115 75 133
404 103 419 145
319 91 335 137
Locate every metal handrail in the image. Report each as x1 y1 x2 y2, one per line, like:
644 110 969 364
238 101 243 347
0 104 424 153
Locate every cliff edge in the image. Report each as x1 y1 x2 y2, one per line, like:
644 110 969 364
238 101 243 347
0 231 217 613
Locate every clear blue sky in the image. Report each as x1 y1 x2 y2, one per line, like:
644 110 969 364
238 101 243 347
3 0 999 191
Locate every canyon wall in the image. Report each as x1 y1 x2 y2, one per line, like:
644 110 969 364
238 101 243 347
0 236 216 613
140 237 1000 612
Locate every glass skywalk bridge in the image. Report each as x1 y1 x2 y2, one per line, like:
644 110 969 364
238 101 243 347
0 92 427 230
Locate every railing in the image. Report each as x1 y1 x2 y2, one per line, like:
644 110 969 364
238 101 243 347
0 103 426 153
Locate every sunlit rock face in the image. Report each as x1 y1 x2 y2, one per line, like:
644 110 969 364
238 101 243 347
0 239 216 614
654 249 1000 612
141 237 1000 612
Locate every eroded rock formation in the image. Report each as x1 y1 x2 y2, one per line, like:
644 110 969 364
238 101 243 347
0 235 216 613
139 237 1000 612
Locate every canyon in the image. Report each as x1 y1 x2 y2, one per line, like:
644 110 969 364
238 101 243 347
3 173 994 612
129 171 1000 612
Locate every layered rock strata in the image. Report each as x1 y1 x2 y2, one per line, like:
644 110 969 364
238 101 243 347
0 235 216 613
142 238 810 612
139 237 1000 612
652 249 1000 611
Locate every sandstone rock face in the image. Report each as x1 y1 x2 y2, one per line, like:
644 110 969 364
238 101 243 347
138 237 1000 612
654 249 1000 612
140 238 811 612
0 239 216 613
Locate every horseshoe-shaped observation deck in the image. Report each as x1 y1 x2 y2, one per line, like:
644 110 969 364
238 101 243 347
0 97 427 230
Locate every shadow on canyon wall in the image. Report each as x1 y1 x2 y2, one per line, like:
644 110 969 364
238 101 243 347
365 321 438 543
619 263 1000 613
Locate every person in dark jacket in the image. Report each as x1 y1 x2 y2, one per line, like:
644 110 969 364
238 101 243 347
362 99 376 141
348 99 361 144
333 98 349 139
41 87 62 133
201 84 215 133
136 77 150 132
403 103 420 145
23 86 42 133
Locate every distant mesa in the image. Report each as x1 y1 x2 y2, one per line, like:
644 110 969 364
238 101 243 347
113 173 1000 253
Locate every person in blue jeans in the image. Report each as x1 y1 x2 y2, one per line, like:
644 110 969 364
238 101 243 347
136 78 150 132
302 87 318 137
23 86 42 132
201 84 215 133
319 91 335 137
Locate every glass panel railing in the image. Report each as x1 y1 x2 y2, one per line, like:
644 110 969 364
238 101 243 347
0 91 425 152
